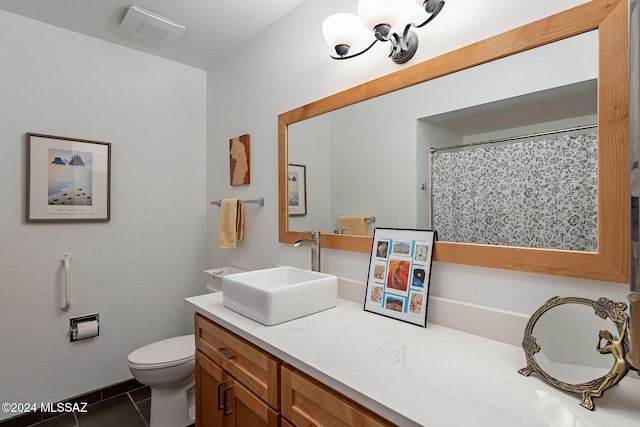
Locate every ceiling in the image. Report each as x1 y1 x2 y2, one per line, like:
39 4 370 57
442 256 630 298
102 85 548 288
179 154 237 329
0 0 305 70
423 80 598 136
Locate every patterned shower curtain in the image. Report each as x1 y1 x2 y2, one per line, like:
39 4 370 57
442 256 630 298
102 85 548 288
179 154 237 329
430 133 598 251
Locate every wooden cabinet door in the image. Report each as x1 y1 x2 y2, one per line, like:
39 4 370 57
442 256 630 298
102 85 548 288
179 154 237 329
224 378 280 427
196 350 230 427
196 314 280 409
282 366 395 427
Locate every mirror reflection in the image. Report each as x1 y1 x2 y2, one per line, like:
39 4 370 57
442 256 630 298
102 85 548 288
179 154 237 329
533 303 613 384
288 31 598 252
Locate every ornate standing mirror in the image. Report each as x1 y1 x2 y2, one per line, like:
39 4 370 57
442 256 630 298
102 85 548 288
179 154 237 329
518 296 630 410
278 0 629 282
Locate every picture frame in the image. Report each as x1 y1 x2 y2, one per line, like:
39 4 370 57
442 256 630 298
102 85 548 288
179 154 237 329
288 163 307 216
364 228 436 327
26 133 111 222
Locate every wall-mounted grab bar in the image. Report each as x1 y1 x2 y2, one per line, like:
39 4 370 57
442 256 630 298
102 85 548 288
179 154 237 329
60 255 71 311
211 197 264 207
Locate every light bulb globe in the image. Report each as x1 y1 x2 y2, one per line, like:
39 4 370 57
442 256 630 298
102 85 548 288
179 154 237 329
357 0 402 31
322 13 368 55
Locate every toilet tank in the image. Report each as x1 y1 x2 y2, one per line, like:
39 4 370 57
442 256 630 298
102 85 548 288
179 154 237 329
204 266 246 293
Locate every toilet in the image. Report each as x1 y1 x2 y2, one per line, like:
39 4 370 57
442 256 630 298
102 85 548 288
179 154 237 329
127 267 244 427
127 334 195 427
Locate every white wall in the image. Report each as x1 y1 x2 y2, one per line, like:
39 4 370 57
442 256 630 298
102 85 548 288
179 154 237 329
207 0 630 316
0 10 207 419
288 115 332 232
329 97 418 229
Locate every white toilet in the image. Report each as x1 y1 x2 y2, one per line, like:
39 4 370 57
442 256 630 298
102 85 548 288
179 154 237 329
127 334 196 427
127 267 244 427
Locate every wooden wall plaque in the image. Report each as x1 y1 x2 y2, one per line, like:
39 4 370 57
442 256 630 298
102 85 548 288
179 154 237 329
229 134 250 185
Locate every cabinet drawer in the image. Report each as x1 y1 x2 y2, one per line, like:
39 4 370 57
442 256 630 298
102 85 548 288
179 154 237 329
282 366 395 427
196 314 280 409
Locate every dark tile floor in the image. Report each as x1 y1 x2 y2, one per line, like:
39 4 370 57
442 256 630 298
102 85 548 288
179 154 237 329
1 386 152 427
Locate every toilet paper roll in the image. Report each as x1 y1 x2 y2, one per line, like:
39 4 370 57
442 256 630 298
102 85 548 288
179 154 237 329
76 320 99 340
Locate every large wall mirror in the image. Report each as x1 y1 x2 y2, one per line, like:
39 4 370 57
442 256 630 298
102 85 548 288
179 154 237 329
279 0 629 283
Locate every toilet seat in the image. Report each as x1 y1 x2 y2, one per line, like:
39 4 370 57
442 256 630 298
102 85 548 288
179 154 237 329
127 334 195 369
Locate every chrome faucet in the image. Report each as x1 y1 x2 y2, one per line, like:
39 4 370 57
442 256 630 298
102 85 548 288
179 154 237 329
293 231 321 272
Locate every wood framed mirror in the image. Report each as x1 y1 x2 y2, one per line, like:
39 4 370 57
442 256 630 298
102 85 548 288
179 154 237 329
278 0 629 283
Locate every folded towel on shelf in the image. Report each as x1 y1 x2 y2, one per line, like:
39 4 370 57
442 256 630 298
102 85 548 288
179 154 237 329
218 198 244 248
337 216 368 236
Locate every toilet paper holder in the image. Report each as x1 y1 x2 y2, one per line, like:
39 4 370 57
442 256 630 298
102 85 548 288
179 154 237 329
69 313 100 342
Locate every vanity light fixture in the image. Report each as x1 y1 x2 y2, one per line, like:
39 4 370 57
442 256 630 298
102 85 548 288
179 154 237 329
322 0 445 64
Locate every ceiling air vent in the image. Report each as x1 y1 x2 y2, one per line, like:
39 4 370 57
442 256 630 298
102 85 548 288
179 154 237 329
119 6 185 45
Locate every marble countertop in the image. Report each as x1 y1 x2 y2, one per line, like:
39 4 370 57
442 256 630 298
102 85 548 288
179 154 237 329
185 293 640 427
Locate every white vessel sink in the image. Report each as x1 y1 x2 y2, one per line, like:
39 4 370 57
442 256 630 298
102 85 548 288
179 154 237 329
222 266 338 325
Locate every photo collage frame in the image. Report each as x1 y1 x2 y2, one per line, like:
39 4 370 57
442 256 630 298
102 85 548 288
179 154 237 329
364 228 436 327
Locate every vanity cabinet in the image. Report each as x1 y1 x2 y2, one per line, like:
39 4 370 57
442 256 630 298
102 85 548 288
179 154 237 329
195 314 280 427
195 313 395 427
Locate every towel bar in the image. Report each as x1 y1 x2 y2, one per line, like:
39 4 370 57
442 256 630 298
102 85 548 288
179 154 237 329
211 197 264 207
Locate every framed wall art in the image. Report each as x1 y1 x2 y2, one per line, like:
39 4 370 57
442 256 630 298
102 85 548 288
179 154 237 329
288 163 307 216
26 133 111 222
364 228 436 327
